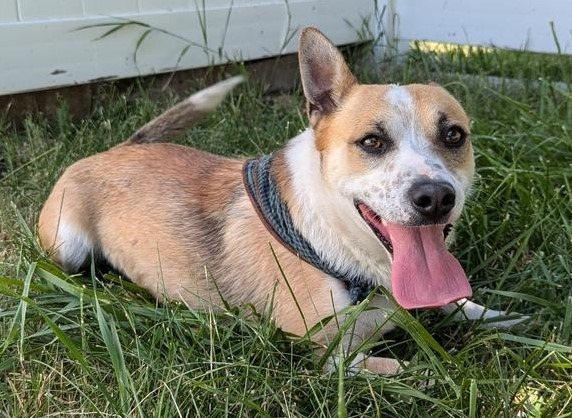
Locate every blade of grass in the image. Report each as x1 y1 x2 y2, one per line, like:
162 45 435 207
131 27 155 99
0 262 35 358
336 342 347 418
498 333 572 353
91 261 142 416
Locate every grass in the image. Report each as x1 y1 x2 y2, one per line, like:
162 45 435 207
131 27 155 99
409 41 572 83
1 44 572 417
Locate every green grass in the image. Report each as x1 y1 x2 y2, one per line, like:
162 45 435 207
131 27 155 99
1 45 572 417
408 41 572 83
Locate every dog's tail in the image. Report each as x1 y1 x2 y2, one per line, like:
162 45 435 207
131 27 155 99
125 75 244 145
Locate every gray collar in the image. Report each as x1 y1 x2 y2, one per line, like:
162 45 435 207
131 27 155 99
242 154 375 304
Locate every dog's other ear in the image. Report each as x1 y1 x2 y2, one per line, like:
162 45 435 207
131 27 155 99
298 27 357 125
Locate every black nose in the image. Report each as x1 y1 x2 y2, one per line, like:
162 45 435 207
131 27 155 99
408 181 456 222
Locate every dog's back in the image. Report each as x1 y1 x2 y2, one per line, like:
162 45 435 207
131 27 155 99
38 144 235 294
38 77 260 308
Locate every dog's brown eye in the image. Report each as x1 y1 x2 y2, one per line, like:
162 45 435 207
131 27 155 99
443 126 466 147
358 135 387 154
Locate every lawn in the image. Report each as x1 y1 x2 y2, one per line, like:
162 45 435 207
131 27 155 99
1 44 571 417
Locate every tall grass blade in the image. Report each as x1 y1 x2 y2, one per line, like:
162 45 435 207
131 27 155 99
91 263 142 415
498 333 572 353
468 379 478 418
1 262 35 357
336 343 347 418
561 295 572 343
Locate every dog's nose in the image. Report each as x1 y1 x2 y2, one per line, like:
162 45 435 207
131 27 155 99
408 181 456 222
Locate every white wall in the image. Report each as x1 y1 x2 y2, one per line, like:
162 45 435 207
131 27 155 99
2 0 571 96
381 0 572 55
0 0 375 95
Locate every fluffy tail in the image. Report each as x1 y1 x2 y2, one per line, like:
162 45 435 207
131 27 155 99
126 75 244 144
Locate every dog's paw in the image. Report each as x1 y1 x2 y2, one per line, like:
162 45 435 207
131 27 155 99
363 358 439 390
479 311 530 329
362 355 405 375
442 298 530 329
326 353 404 376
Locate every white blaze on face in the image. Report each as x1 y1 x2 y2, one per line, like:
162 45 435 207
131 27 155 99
385 85 445 177
385 84 414 117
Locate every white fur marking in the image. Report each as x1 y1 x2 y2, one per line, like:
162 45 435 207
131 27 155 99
385 85 413 109
189 75 244 112
326 352 367 376
442 298 529 328
57 223 93 271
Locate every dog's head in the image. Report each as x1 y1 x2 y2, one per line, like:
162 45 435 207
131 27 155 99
298 28 474 309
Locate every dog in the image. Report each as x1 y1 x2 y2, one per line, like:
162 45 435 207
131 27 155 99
38 27 525 374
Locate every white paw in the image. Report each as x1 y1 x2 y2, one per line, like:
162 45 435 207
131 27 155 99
325 352 367 376
479 311 530 329
442 298 530 329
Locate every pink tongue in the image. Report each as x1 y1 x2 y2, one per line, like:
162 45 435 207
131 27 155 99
386 224 472 309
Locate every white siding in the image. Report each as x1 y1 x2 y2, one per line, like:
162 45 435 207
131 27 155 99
0 0 375 95
19 0 84 20
383 0 572 55
4 0 570 95
0 0 19 22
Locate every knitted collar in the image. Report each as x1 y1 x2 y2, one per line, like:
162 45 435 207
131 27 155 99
242 154 375 304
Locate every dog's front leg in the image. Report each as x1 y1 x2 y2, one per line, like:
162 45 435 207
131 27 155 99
325 351 404 376
442 298 529 328
360 355 405 375
325 295 405 375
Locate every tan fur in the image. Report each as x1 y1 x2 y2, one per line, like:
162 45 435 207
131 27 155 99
38 142 351 337
38 27 482 375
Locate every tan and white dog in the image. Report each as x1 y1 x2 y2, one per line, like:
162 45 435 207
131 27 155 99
38 28 523 374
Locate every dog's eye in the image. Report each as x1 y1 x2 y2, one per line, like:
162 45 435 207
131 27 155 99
358 135 387 154
443 126 466 147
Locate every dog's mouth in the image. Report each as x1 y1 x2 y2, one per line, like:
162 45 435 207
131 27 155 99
355 202 453 255
356 202 395 255
355 201 471 310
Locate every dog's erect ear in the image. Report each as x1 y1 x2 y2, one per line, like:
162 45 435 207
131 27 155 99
298 27 357 124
